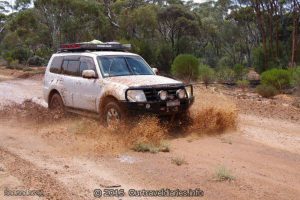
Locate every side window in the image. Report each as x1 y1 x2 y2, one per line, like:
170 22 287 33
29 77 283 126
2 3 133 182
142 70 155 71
62 60 68 73
99 57 130 77
79 57 97 77
49 56 63 74
66 60 80 76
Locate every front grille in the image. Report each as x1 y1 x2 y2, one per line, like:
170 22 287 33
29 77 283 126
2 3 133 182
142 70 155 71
143 86 184 102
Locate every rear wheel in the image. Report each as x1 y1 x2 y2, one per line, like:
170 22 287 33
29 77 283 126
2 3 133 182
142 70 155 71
49 93 65 112
103 101 125 126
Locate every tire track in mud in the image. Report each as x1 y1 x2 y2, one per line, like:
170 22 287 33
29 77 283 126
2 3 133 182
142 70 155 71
0 147 82 200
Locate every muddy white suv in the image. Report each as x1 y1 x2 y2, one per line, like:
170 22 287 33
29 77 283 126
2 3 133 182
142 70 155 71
44 42 194 124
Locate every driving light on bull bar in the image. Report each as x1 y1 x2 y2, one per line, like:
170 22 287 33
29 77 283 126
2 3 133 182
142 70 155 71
176 89 186 99
185 85 193 98
158 90 168 101
127 90 147 102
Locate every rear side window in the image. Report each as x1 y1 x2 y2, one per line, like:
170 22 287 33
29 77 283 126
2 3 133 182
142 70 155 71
49 56 63 74
62 60 68 73
64 60 80 76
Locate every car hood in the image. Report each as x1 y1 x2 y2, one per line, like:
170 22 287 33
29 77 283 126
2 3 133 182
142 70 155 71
104 75 183 88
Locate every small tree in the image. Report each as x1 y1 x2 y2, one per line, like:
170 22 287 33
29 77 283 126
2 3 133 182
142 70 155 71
199 64 215 88
171 54 199 82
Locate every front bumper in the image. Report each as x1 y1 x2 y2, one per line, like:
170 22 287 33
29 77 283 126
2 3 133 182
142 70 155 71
120 97 194 116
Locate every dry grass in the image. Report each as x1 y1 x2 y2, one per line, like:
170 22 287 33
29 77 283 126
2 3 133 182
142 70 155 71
171 157 187 166
215 166 235 181
132 141 170 153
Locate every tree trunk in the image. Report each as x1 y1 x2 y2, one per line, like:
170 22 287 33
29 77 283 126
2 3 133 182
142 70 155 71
290 0 299 67
252 1 269 70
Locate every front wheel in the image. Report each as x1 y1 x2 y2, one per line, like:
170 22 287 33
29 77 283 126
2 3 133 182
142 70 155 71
103 101 125 126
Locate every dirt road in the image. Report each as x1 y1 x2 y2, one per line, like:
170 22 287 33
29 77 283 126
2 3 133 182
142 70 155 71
0 77 45 107
0 77 299 200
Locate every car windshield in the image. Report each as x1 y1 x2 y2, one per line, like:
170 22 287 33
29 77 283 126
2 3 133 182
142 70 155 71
97 56 154 77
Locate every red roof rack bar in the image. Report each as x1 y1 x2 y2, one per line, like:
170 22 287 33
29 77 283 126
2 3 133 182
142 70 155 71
58 42 131 52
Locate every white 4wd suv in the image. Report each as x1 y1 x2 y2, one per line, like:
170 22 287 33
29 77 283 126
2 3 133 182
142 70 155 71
44 43 194 125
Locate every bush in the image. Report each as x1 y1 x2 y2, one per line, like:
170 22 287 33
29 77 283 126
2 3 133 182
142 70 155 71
35 47 52 61
132 141 169 153
171 54 199 82
216 67 236 84
233 64 247 80
198 64 215 88
28 56 45 66
215 166 235 181
291 67 300 95
261 69 292 91
256 84 278 98
2 51 14 67
12 47 31 64
236 80 249 91
291 67 300 87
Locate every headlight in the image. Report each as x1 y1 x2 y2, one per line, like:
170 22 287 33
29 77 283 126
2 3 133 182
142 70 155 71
158 90 168 101
127 90 147 102
176 89 186 99
185 85 193 98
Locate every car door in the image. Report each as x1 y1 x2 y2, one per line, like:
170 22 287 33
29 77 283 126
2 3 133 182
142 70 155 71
61 57 81 107
73 56 101 111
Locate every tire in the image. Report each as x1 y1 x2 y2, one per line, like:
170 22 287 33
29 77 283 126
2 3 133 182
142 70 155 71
103 101 125 126
49 93 65 112
170 111 192 130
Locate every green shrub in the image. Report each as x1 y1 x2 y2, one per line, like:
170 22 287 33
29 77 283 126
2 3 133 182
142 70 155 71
22 67 33 72
256 84 278 98
35 47 52 61
216 67 236 84
233 64 247 80
261 69 292 91
28 56 45 66
198 64 215 88
291 67 300 87
171 54 199 82
10 60 20 68
236 80 249 91
3 51 14 67
12 47 31 64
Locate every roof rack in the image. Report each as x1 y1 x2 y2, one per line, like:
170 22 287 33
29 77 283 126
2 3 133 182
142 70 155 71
58 42 131 53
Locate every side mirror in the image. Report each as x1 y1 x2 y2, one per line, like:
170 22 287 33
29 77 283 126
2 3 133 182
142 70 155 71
152 68 158 75
82 70 96 79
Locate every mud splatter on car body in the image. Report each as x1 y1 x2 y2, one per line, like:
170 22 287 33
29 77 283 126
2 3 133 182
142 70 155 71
43 50 194 120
